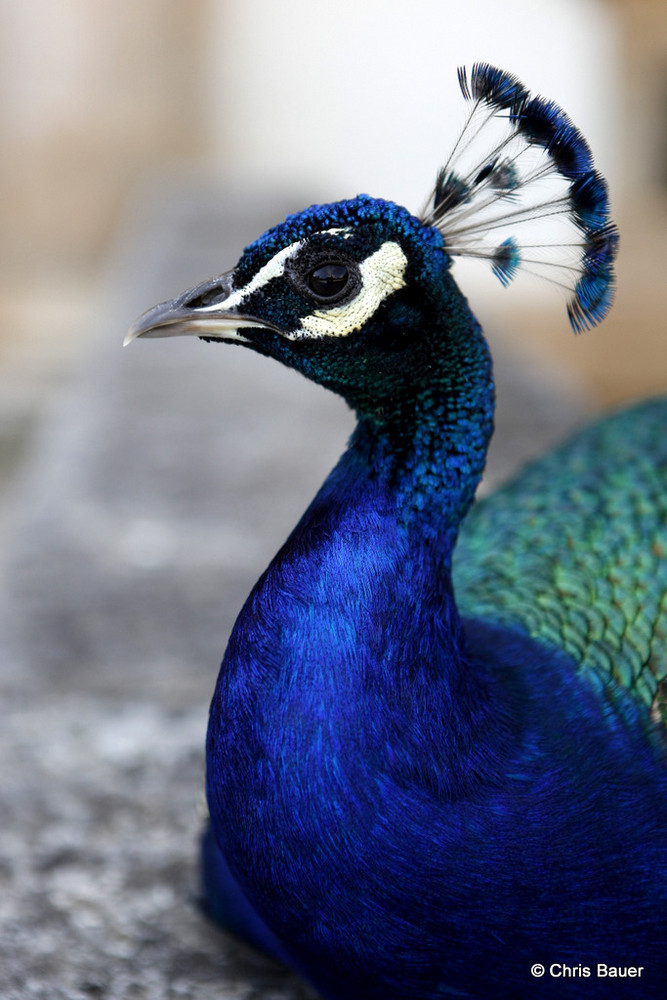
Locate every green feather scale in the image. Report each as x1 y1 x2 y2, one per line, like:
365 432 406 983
454 398 667 725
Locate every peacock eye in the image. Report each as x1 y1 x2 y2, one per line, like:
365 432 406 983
307 263 350 299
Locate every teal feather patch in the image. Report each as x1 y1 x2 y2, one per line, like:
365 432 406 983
454 399 667 722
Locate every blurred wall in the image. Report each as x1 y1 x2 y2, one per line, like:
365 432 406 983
206 0 618 212
0 0 208 395
0 0 208 276
0 0 665 406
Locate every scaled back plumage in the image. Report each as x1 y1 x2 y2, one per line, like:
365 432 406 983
127 66 665 999
456 398 667 723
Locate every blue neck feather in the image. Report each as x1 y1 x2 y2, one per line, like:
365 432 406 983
347 281 495 560
208 293 502 809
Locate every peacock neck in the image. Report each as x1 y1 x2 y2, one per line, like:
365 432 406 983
349 317 495 569
210 313 501 803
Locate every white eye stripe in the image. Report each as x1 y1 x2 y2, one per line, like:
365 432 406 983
199 239 305 313
295 241 407 340
205 227 354 314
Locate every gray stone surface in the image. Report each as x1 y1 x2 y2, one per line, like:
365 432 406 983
0 176 588 998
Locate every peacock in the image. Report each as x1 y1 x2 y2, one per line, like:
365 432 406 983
126 65 666 1000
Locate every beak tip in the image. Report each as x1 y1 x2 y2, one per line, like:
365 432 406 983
123 317 146 345
124 310 154 346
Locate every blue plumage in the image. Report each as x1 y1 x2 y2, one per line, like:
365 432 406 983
127 66 666 998
491 236 520 286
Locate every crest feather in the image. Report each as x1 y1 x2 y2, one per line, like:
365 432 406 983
422 64 618 332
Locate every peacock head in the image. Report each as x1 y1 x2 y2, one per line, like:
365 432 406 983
127 64 618 421
125 195 471 417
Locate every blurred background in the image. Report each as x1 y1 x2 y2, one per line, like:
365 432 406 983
1 0 665 434
0 1 665 997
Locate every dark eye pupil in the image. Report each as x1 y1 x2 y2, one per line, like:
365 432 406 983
308 264 349 298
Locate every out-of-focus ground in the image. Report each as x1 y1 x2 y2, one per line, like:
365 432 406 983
0 2 664 997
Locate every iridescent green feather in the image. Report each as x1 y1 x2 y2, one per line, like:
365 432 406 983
454 398 667 724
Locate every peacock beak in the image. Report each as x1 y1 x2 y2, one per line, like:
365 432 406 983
124 270 281 346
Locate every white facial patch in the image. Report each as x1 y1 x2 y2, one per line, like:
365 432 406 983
296 241 407 340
